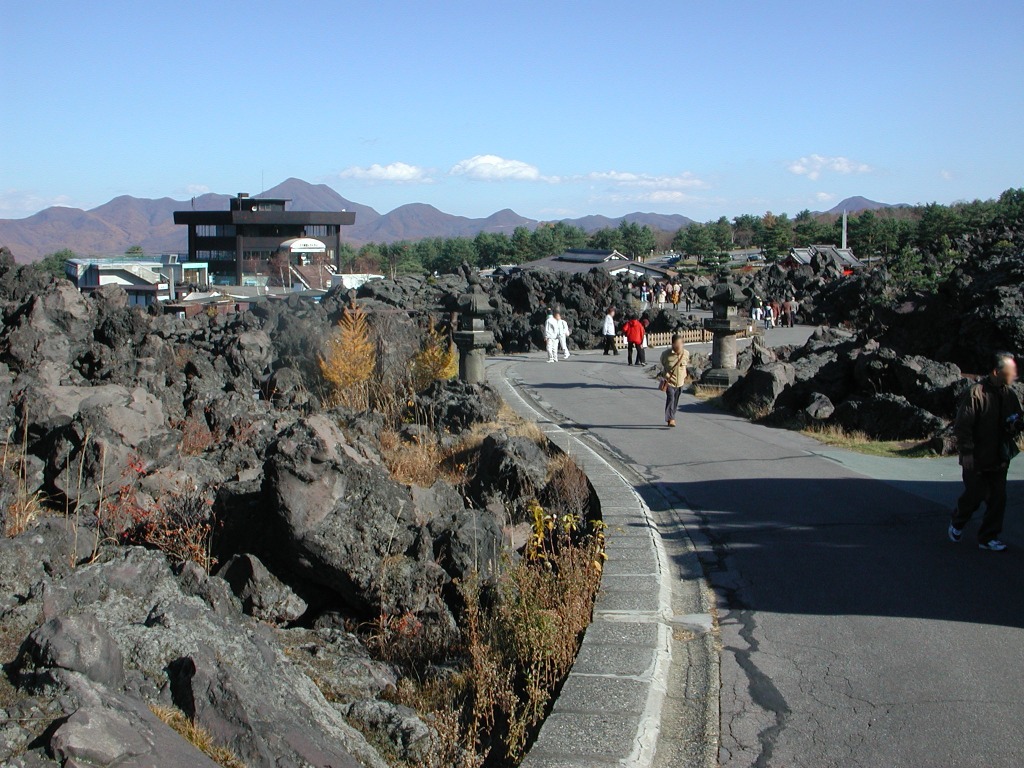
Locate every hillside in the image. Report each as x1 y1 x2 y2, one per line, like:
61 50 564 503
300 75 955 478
2 178 702 260
826 196 909 214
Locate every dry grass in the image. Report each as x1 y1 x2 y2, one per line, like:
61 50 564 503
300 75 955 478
4 489 44 538
734 400 776 422
458 403 548 451
803 423 935 458
691 384 726 405
2 429 46 538
149 705 247 768
378 429 471 488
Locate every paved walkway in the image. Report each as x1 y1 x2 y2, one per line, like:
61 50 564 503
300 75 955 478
496 339 1024 768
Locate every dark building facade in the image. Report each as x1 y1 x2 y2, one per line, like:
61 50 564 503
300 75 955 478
173 193 355 285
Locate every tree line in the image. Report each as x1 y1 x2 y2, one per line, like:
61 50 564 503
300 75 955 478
347 220 659 278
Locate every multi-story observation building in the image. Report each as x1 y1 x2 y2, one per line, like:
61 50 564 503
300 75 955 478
173 193 355 286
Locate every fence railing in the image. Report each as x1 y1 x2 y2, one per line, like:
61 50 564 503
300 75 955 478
616 326 757 350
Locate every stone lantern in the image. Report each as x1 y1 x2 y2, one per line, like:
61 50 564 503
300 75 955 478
452 264 495 384
700 271 749 387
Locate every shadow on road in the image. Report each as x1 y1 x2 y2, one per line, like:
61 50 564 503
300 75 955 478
635 477 1024 630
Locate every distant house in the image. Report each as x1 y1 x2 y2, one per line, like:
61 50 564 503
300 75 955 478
329 272 385 291
65 255 208 307
516 248 674 280
783 244 864 273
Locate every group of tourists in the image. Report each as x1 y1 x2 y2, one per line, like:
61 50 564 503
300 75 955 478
542 309 572 363
751 296 799 329
599 306 652 366
626 279 695 313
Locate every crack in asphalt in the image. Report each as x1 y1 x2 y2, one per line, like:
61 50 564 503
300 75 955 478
660 480 792 767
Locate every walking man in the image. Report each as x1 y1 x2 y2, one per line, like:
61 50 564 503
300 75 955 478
949 352 1024 550
544 309 561 363
557 312 571 359
659 335 689 428
602 307 618 356
782 297 795 328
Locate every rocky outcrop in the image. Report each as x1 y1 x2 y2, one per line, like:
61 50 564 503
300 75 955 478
262 415 452 619
5 545 391 768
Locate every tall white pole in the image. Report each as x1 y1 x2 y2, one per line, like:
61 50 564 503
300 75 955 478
841 210 848 250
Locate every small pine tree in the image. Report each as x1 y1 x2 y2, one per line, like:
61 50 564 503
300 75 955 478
410 324 457 392
320 305 375 410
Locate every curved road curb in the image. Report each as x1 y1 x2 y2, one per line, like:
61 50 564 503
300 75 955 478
490 360 720 768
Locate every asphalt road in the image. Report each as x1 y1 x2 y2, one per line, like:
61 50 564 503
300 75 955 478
496 336 1024 768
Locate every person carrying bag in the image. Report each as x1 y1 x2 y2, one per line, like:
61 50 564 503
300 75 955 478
658 335 689 428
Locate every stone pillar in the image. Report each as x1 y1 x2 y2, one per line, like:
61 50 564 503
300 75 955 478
452 264 494 385
700 274 748 388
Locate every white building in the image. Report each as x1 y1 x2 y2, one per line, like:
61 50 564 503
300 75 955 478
66 255 209 306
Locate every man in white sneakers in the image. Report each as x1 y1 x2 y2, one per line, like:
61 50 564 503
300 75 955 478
558 313 571 359
949 351 1023 551
544 309 561 363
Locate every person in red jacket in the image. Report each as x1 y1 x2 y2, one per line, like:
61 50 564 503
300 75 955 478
622 315 646 366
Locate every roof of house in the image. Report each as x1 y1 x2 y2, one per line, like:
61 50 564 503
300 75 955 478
786 244 864 269
552 248 628 264
515 253 674 279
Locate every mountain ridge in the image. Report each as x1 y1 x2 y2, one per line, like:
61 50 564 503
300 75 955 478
0 179 900 262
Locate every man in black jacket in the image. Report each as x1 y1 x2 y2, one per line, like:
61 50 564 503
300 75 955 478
949 352 1023 551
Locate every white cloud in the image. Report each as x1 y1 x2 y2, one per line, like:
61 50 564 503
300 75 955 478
940 169 953 180
584 171 705 190
449 154 556 182
815 191 836 203
644 190 697 204
0 189 76 218
339 162 432 183
185 184 211 195
602 190 702 205
788 154 872 181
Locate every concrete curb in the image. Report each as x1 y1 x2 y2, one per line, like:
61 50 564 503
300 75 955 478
489 361 719 768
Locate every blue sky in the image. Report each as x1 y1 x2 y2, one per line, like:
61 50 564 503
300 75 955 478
2 0 1022 222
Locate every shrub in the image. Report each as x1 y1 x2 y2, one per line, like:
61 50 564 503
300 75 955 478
121 490 218 573
175 414 216 456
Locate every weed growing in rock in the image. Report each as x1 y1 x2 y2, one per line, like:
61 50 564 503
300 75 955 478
378 493 606 767
149 705 246 768
1 427 45 538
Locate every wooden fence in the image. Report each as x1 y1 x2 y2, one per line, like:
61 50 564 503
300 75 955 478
615 326 757 350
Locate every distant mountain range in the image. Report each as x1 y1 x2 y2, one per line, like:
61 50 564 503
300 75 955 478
0 177 903 262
